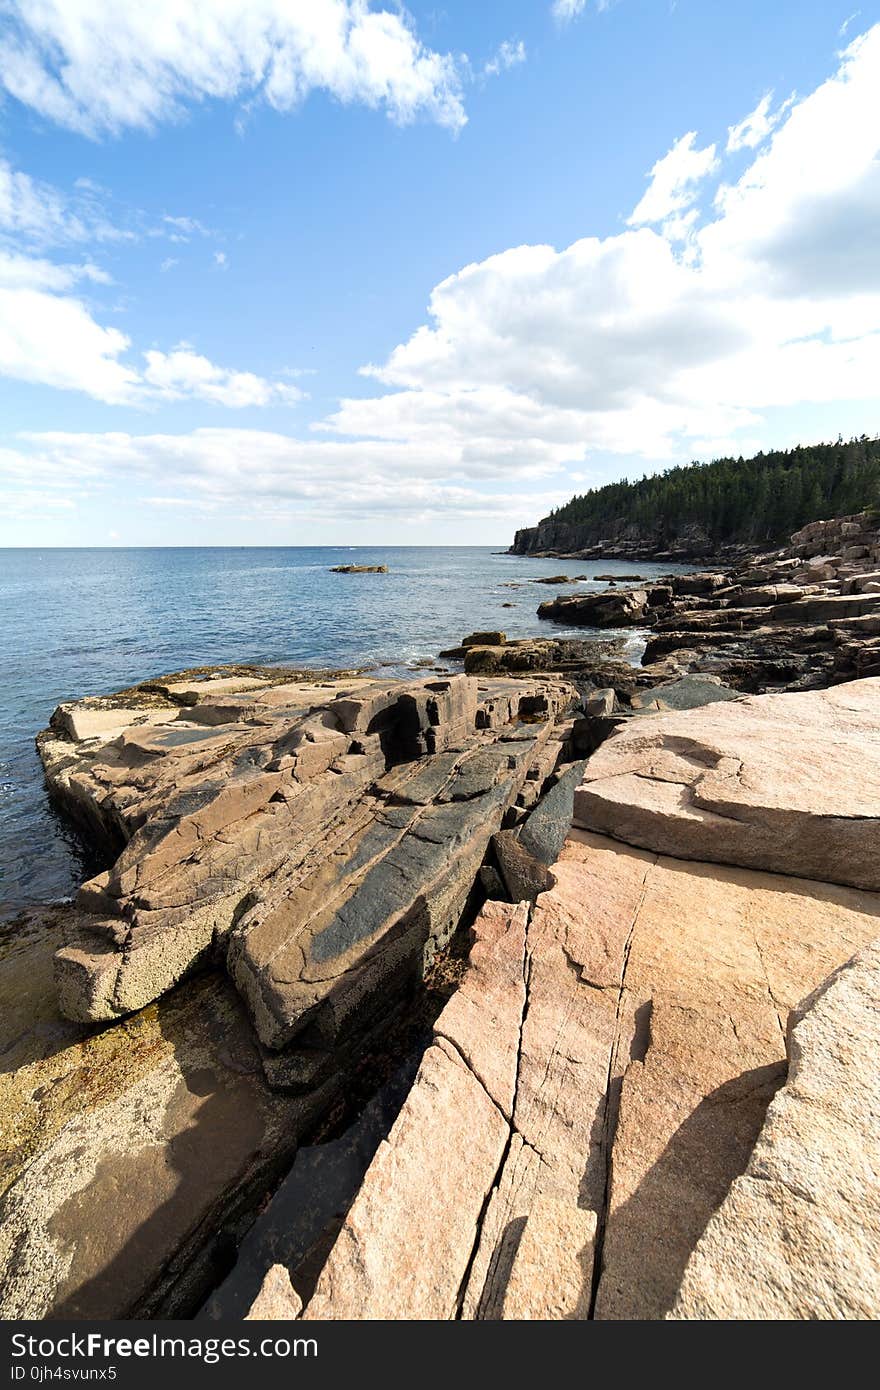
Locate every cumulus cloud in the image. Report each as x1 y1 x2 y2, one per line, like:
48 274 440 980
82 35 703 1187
4 22 880 535
342 24 880 468
142 345 306 407
0 0 467 136
0 253 309 406
628 131 719 226
0 261 138 400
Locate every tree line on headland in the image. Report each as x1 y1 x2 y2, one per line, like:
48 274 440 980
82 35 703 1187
538 436 880 548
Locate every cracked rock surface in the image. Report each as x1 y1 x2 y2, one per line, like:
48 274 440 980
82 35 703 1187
669 938 880 1320
1 666 580 1319
9 660 880 1321
278 820 880 1320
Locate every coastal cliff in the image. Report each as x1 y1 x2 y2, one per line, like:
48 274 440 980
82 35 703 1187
511 437 880 559
511 514 715 560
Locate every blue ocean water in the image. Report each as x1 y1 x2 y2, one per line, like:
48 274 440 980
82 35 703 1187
0 546 688 917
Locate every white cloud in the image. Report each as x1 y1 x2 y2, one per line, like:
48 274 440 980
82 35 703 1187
0 249 110 290
628 131 719 226
142 345 306 407
159 257 178 273
0 0 467 136
0 428 560 530
162 214 211 238
483 40 526 79
552 1 588 22
340 24 880 466
0 285 137 401
0 143 302 409
840 12 860 37
4 23 880 537
726 92 790 153
0 156 128 246
0 251 309 406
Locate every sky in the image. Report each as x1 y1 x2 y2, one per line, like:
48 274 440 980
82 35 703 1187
0 0 879 546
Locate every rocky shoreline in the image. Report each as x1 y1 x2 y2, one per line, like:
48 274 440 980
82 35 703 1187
488 510 880 698
1 510 878 1321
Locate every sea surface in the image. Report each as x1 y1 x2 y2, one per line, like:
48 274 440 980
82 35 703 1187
0 546 690 918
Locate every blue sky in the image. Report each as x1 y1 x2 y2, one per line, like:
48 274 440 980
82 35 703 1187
0 0 879 545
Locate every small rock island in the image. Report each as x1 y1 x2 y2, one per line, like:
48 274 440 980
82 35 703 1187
329 563 388 573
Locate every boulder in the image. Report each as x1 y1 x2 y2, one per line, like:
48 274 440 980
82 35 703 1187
671 573 727 596
734 583 806 607
463 636 628 677
574 678 880 890
774 592 880 623
537 589 649 627
585 688 616 717
517 760 588 866
627 674 741 714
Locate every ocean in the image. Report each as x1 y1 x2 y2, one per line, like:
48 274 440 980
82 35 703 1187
0 545 688 918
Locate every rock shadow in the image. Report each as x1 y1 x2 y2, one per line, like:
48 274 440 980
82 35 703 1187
592 1060 786 1319
40 979 299 1321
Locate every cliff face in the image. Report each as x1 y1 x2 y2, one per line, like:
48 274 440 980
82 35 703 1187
510 515 714 558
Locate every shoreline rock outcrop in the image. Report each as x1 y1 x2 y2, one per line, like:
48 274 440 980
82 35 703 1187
253 795 880 1319
530 510 880 696
239 673 880 1321
329 564 388 574
39 671 577 1038
4 544 880 1322
1 664 588 1318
